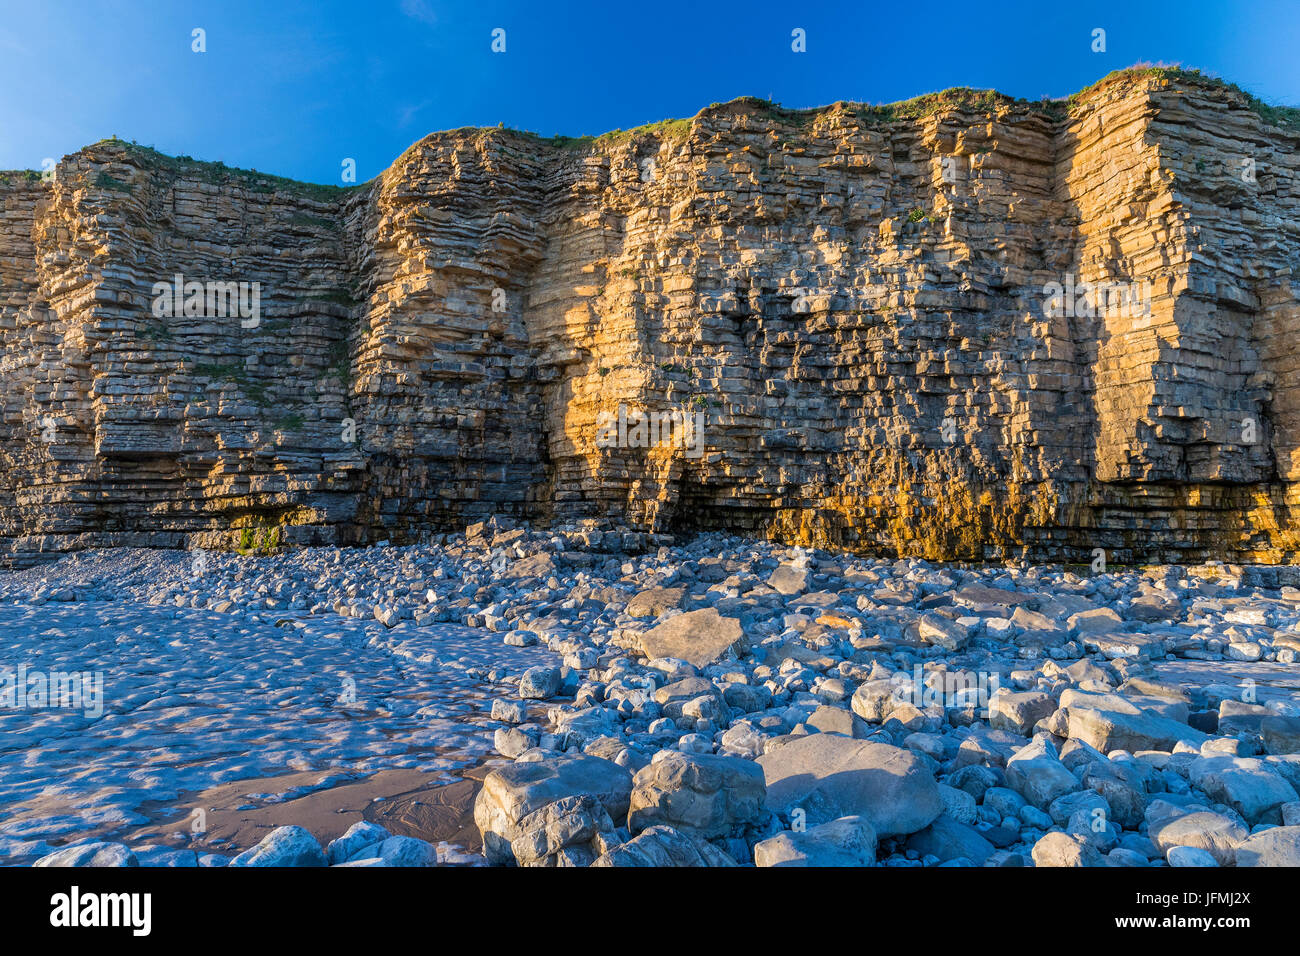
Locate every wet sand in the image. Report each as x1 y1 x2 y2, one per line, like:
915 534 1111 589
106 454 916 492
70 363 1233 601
0 595 559 864
120 763 500 861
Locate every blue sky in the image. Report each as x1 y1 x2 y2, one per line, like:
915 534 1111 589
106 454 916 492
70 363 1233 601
2 0 1297 184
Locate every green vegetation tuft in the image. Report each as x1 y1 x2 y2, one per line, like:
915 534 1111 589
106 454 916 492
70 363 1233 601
139 320 175 343
288 212 339 230
0 169 43 186
191 362 270 406
320 338 352 387
594 116 694 146
236 523 282 556
306 290 360 307
91 138 370 201
547 134 597 150
95 171 133 192
1065 64 1300 127
860 87 1036 122
62 65 1299 206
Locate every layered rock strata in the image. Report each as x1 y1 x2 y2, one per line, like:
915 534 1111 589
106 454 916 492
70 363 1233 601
1 70 1297 565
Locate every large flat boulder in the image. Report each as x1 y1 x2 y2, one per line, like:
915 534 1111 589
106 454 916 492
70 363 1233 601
757 735 942 837
953 724 1025 769
625 586 685 618
504 552 556 581
767 565 809 595
1218 700 1272 735
917 613 970 651
344 835 440 867
1010 606 1069 646
806 704 870 738
653 676 725 718
638 608 746 668
1067 607 1124 633
952 585 1036 612
1061 689 1207 753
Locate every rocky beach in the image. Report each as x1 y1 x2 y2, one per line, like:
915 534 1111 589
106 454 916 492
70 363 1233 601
1 60 1298 874
4 520 1300 868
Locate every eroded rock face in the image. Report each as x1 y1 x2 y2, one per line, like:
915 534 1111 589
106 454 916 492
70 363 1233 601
591 825 738 867
2 71 1299 566
507 793 622 868
473 754 633 866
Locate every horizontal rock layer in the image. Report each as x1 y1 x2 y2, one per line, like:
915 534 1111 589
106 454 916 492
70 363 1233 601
1 71 1298 565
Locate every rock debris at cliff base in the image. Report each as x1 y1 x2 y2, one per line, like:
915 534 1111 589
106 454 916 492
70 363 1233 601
2 70 1299 566
6 523 1300 867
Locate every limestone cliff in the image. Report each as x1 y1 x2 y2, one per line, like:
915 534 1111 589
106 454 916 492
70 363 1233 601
1 68 1298 566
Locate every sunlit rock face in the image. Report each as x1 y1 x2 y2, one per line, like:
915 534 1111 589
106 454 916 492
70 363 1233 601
1 71 1297 566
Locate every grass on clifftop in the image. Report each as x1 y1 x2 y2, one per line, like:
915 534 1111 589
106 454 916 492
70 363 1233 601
1069 64 1300 127
592 116 695 146
91 137 370 200
859 87 1061 122
479 116 695 151
502 65 1298 150
10 65 1292 196
806 65 1297 128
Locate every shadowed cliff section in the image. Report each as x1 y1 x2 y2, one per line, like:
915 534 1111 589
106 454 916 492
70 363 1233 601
1 67 1298 566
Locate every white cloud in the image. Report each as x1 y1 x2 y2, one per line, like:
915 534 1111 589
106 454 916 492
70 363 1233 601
400 0 438 25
